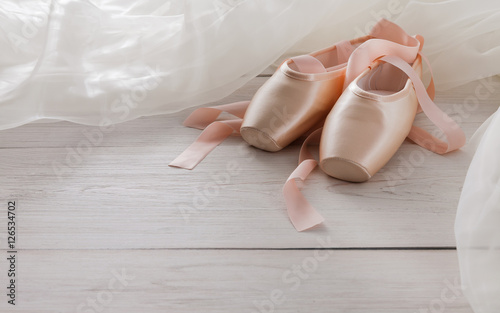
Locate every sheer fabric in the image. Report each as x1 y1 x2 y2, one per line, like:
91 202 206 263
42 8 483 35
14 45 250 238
0 0 334 128
1 0 500 129
456 106 500 313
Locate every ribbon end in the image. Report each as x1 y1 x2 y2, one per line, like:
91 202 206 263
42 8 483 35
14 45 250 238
293 215 325 232
168 161 195 170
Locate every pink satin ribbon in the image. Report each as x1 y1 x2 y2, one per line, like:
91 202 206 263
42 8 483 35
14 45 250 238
169 101 249 169
383 54 466 153
168 55 331 170
169 19 413 171
288 53 465 231
283 128 324 231
169 20 466 232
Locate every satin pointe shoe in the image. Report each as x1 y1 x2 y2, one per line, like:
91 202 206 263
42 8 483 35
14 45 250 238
320 53 467 182
240 18 413 152
170 19 418 169
319 55 423 182
285 52 466 231
239 40 357 152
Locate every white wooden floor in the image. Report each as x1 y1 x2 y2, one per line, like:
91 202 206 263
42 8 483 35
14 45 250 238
0 72 498 312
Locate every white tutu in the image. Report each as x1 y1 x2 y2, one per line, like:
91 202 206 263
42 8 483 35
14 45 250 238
285 0 500 90
456 106 500 313
0 0 335 128
2 0 500 129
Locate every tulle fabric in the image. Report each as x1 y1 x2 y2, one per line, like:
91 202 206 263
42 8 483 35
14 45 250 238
0 0 335 129
456 106 500 313
281 0 500 90
1 0 500 129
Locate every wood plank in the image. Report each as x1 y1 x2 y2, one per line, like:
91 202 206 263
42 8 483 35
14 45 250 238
0 141 478 249
0 249 471 313
0 79 497 249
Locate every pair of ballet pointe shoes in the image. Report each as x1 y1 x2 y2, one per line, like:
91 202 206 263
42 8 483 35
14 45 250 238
170 19 466 231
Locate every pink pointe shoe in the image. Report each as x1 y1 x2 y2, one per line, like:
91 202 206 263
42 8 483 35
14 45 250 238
320 53 466 182
239 38 360 152
170 19 419 169
241 18 421 152
320 55 425 182
168 19 466 234
285 53 466 231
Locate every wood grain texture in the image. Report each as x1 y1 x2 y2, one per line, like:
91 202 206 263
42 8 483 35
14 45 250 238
0 78 497 249
0 249 471 313
0 74 496 312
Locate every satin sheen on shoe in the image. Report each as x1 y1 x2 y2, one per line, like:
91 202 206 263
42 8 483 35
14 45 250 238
319 55 423 182
170 19 420 169
240 19 413 152
169 19 466 233
285 53 466 231
239 41 355 152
